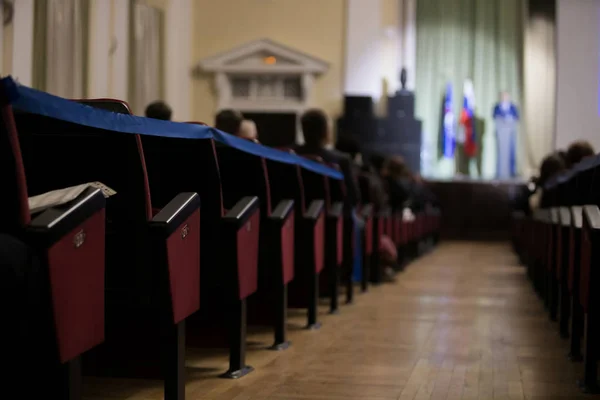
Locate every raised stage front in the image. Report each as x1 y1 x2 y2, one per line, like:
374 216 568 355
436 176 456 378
425 179 526 241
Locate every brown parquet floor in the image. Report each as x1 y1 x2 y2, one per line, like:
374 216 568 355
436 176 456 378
83 242 600 399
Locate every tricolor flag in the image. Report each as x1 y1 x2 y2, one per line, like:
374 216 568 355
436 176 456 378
442 83 455 158
460 79 477 157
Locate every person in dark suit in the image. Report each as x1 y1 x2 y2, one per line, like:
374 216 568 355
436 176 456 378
295 109 360 209
566 140 595 168
385 156 412 212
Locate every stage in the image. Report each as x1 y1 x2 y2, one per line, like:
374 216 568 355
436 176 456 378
425 178 527 241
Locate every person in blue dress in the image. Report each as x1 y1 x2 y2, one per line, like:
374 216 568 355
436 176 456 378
493 91 519 179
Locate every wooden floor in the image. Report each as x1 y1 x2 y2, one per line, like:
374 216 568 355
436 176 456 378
84 242 600 399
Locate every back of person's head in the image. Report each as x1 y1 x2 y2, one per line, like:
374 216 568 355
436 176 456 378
387 156 411 179
239 119 258 141
335 135 361 161
300 109 330 148
557 150 567 163
538 152 566 188
566 140 595 168
145 101 172 121
215 109 244 135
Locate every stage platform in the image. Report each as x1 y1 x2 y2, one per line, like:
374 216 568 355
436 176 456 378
425 178 527 241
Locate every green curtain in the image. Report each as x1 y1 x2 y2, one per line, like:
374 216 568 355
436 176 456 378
416 0 523 179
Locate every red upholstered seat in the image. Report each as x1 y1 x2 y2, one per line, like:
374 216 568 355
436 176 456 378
0 101 107 398
357 173 386 284
269 149 325 328
215 143 295 349
142 129 259 378
297 154 344 313
12 99 200 400
326 162 358 302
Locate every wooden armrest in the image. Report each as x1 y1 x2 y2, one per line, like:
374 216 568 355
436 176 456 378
559 207 571 227
304 200 325 220
28 187 105 247
571 206 583 229
223 196 260 228
328 201 343 219
149 192 200 236
583 205 600 230
550 208 559 224
269 199 294 223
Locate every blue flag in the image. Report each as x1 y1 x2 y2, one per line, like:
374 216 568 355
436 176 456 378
442 83 455 158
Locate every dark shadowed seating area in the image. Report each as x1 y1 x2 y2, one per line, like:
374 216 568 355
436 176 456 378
512 153 600 394
0 77 440 399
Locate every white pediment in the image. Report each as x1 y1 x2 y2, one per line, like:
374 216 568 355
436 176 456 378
197 39 329 74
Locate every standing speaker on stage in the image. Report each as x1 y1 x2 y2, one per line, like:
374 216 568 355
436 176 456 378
493 91 519 179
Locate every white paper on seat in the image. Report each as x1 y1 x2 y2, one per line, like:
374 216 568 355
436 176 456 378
28 182 117 214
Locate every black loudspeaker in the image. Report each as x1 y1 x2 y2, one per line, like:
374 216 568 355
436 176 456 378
387 91 415 120
343 96 374 120
339 90 422 174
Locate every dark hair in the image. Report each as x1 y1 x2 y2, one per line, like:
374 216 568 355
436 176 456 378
566 140 595 168
335 135 360 159
300 109 328 147
215 109 244 135
387 156 411 178
145 101 172 121
557 150 568 164
538 152 565 188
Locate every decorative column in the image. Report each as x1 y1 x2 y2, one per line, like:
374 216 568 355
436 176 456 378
398 0 417 90
165 0 192 121
344 0 382 99
12 0 34 86
111 0 129 101
88 0 111 98
215 72 230 111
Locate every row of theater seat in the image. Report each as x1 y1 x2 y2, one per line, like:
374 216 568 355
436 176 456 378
0 78 441 400
512 153 600 393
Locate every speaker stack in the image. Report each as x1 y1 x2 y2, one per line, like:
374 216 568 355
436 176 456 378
337 80 422 173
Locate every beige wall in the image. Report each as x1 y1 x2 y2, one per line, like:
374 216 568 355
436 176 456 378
191 0 346 124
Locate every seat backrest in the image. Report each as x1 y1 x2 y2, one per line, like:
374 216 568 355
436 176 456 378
142 134 225 218
13 108 151 290
14 111 151 224
216 144 272 216
327 163 346 205
299 154 331 211
268 149 307 214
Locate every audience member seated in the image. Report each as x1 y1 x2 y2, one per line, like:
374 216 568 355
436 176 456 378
369 153 389 178
335 135 363 167
215 109 244 135
565 140 595 168
385 156 412 212
144 101 172 121
529 152 566 211
239 119 259 142
295 109 360 211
